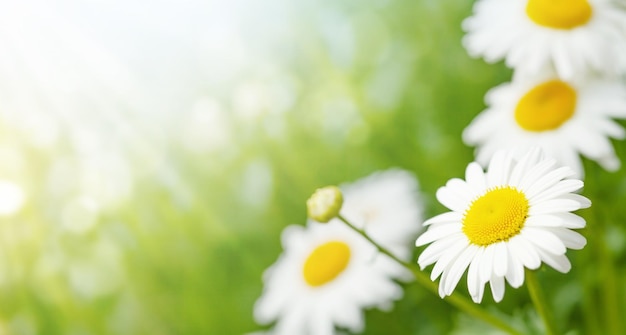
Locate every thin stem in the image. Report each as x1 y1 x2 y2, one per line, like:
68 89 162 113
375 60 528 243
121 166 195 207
337 214 524 335
525 269 558 335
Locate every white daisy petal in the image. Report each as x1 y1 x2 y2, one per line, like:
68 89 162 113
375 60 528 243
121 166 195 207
465 162 487 191
443 245 479 296
505 246 525 288
523 228 567 255
422 212 463 226
467 247 484 301
536 248 572 273
524 167 576 199
417 234 466 268
529 198 582 215
558 193 592 208
415 222 462 246
524 214 564 228
544 228 587 250
479 245 495 283
509 147 543 186
529 179 584 204
430 241 469 281
489 274 506 303
437 186 469 213
508 236 541 270
493 242 508 277
416 147 588 303
486 150 508 187
550 212 586 229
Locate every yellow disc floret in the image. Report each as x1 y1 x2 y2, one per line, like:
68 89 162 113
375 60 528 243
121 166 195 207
515 80 577 132
526 0 593 30
462 187 529 246
303 241 351 287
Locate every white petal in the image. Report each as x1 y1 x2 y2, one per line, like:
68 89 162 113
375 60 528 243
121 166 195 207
544 227 587 250
523 228 567 255
430 241 469 281
518 159 557 192
436 186 468 213
310 309 335 335
508 235 541 269
505 246 525 288
273 304 308 335
467 247 484 301
479 245 495 283
558 193 591 209
529 179 584 204
493 242 508 277
489 274 506 302
487 150 513 187
524 167 576 200
550 212 586 229
418 233 466 268
536 248 572 273
465 162 487 192
423 211 463 226
415 222 462 246
509 147 543 187
444 245 479 296
524 214 564 228
332 306 363 333
529 199 582 215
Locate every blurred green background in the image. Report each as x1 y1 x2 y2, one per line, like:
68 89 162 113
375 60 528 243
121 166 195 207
2 0 626 334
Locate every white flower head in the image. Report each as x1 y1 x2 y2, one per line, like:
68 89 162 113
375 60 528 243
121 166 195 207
463 73 626 178
416 148 589 303
254 221 407 335
337 169 424 260
462 0 626 79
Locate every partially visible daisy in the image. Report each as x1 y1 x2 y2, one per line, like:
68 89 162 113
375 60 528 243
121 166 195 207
254 221 407 335
416 148 589 303
463 73 626 178
333 169 423 260
462 0 626 79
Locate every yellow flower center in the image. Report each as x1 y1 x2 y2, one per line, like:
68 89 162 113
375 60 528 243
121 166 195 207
462 187 529 246
526 0 593 29
303 241 351 287
514 80 577 132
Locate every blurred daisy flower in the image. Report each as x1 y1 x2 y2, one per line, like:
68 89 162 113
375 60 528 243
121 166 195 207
336 169 423 260
463 73 626 178
462 0 626 79
416 148 589 303
254 222 408 335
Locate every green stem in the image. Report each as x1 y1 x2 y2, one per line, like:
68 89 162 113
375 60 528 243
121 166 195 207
526 269 558 335
337 214 523 335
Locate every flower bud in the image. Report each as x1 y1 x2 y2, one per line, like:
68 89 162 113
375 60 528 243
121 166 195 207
306 186 343 223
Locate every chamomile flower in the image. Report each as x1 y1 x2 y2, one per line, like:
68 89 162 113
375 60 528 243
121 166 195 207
336 169 424 260
463 73 626 178
254 221 407 335
462 0 626 79
416 148 589 303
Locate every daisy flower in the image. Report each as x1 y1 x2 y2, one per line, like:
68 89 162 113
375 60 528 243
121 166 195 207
254 221 408 335
462 0 626 79
463 73 626 178
335 169 424 260
416 148 589 303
